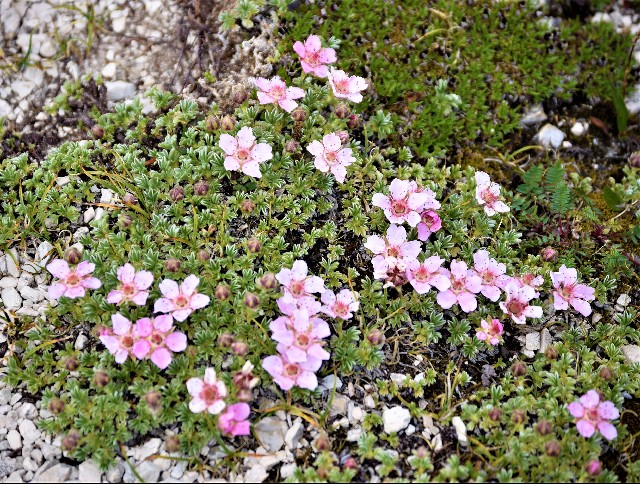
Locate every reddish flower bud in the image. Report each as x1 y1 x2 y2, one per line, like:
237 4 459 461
536 420 553 436
541 247 558 262
334 103 350 119
48 398 65 415
511 360 527 376
244 292 260 309
257 273 278 290
285 139 299 153
343 456 358 470
314 435 331 451
367 329 385 346
93 371 110 388
488 408 502 422
218 333 235 348
630 151 640 169
247 237 261 253
165 258 181 272
346 114 360 129
545 440 560 457
197 249 210 262
169 186 184 202
586 459 602 476
231 341 249 356
335 130 349 143
145 391 162 414
62 430 81 452
91 125 104 138
236 388 253 402
545 346 558 360
215 285 231 301
240 199 255 214
64 357 79 371
165 435 181 453
233 90 248 105
64 247 82 265
119 214 133 228
599 366 613 381
511 410 526 425
291 108 308 123
206 115 220 131
194 181 209 196
415 446 429 459
123 192 137 206
220 115 236 131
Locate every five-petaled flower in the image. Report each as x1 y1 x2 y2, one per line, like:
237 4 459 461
436 260 483 313
276 260 325 306
320 289 359 320
473 250 509 302
293 35 337 78
327 68 367 103
307 133 356 183
372 179 437 227
476 318 504 346
499 282 543 324
131 315 187 369
107 263 153 306
550 265 596 317
100 313 136 364
406 256 450 294
218 403 251 437
219 126 273 179
262 353 322 391
254 76 305 112
365 225 421 280
154 275 210 322
417 210 442 241
475 171 510 216
187 368 227 414
270 307 331 363
567 390 619 441
46 259 102 300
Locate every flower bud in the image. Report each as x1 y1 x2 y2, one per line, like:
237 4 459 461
415 446 429 459
545 346 558 360
186 346 197 358
586 459 602 476
145 391 162 414
511 360 527 377
240 199 255 214
165 435 181 453
64 357 79 371
285 139 299 153
630 151 640 169
233 90 248 105
93 371 110 388
165 258 181 272
194 181 209 196
49 398 65 415
169 186 184 202
62 430 81 451
220 115 236 131
488 408 502 422
205 115 220 131
336 130 349 143
346 114 360 129
123 192 137 206
291 108 308 123
91 125 104 139
536 420 553 436
545 440 560 457
367 329 385 346
197 249 210 262
511 410 526 425
599 366 613 381
343 456 358 470
541 247 558 262
236 388 253 402
231 341 249 356
119 214 133 228
314 435 331 451
334 103 350 119
257 273 278 290
244 292 260 309
247 238 261 253
215 285 231 301
218 333 234 348
64 247 82 265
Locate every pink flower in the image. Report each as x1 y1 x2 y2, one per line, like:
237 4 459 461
550 265 595 317
567 390 619 440
219 126 273 179
307 133 355 183
417 210 442 241
131 315 187 369
475 171 510 216
186 368 227 414
254 76 305 112
100 313 136 363
277 297 322 317
364 225 421 280
106 263 153 306
372 179 436 227
262 353 322 391
499 282 543 324
46 259 102 300
154 275 210 322
406 256 450 294
436 260 483 313
327 68 367 103
320 289 359 319
270 307 330 363
476 318 504 346
275 260 325 306
473 250 509 302
218 403 251 437
293 35 337 78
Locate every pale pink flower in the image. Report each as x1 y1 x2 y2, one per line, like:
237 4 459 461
307 133 355 183
186 368 227 414
254 76 305 112
131 315 187 369
99 313 136 363
506 273 545 297
154 275 210 322
270 308 330 363
473 250 509 302
567 390 619 440
219 126 273 179
476 318 504 346
107 263 153 306
417 210 442 241
218 403 251 437
475 171 510 216
293 35 337 78
436 260 483 313
372 179 435 227
499 282 543 325
327 68 367 103
550 265 596 317
46 259 102 300
406 256 450 294
277 297 322 317
364 224 421 280
276 260 325 306
320 289 359 319
262 353 322 391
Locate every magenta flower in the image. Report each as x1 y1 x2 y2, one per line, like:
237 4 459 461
473 250 509 302
262 353 322 391
475 171 510 216
107 263 153 306
46 259 102 300
276 260 325 306
131 315 187 369
218 403 251 437
293 35 337 78
436 260 483 313
154 275 210 322
567 390 619 440
186 368 227 414
417 210 442 241
476 318 504 346
499 282 543 325
99 313 136 363
219 126 273 179
270 307 330 363
364 225 421 280
307 132 355 183
327 68 367 103
406 256 450 294
320 289 359 319
254 76 305 113
550 265 596 317
372 179 436 227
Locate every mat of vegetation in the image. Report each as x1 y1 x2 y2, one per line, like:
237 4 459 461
1 0 640 481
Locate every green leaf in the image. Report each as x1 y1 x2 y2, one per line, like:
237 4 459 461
603 187 624 212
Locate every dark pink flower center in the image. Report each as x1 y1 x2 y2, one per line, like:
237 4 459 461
325 151 338 164
421 212 436 226
296 333 310 348
586 407 600 422
391 200 409 216
236 148 250 161
334 302 349 316
335 79 350 94
451 278 465 292
122 336 134 348
175 295 189 308
305 51 320 66
387 246 400 258
413 267 430 282
151 333 163 345
67 273 80 285
559 284 575 300
506 299 526 316
290 281 305 296
201 385 220 404
520 274 537 285
482 271 496 284
284 363 300 377
122 284 135 296
481 188 498 205
270 86 285 101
